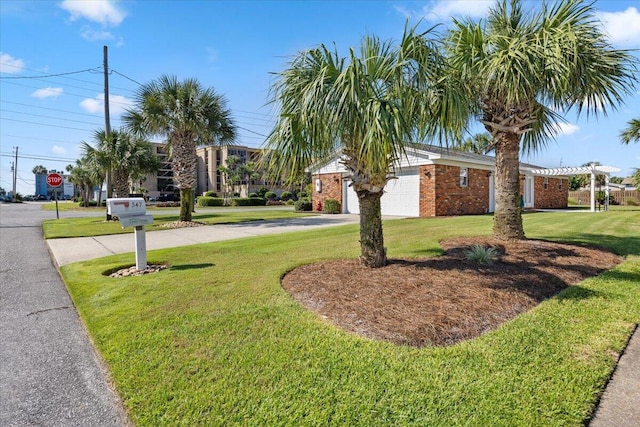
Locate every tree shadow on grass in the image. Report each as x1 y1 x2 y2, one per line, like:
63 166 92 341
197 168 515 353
170 263 215 271
544 233 640 256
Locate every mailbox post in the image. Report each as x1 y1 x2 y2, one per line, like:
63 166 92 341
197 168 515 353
106 198 153 270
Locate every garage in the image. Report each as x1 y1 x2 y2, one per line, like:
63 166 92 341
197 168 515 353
343 167 420 217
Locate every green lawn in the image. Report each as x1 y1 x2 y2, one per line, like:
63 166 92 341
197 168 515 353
43 209 313 239
60 210 640 426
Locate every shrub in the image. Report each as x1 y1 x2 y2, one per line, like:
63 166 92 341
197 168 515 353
232 197 266 206
280 191 293 201
463 244 500 265
257 187 269 197
203 191 217 197
323 198 340 214
197 196 224 207
294 198 312 212
264 191 277 200
286 199 295 206
625 198 638 206
298 191 308 199
156 202 181 208
86 200 107 207
248 193 260 198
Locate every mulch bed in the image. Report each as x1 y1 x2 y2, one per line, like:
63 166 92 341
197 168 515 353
282 238 622 347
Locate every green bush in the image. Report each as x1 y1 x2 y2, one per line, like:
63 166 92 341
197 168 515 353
232 197 266 206
264 191 277 200
294 198 312 212
86 200 106 207
323 198 340 214
197 196 225 207
286 199 295 206
464 244 500 265
257 187 269 197
248 193 260 198
203 191 217 197
625 198 638 206
298 191 308 199
280 191 293 201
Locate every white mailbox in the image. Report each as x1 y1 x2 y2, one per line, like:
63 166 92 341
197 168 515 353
106 198 146 217
106 197 153 271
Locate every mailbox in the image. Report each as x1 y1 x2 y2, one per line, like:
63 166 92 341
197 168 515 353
106 197 153 271
107 198 146 217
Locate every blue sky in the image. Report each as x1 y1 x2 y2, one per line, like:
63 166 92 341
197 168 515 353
1 0 639 196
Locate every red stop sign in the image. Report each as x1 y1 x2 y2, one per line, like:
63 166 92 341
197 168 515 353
46 173 63 188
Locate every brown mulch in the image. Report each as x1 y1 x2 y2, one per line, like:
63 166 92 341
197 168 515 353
282 238 622 347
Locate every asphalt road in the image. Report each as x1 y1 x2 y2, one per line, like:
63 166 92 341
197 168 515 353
0 202 129 426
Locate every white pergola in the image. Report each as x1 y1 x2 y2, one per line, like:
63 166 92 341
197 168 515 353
529 163 621 212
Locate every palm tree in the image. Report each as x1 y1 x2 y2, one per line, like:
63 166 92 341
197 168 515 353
620 118 640 144
81 129 160 199
265 26 455 267
123 75 236 222
67 157 99 207
457 133 494 154
445 0 637 239
32 165 48 176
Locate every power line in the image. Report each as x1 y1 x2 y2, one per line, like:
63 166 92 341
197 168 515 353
1 117 95 132
1 108 105 127
0 152 77 162
0 65 102 79
0 100 114 119
111 69 143 86
1 80 134 106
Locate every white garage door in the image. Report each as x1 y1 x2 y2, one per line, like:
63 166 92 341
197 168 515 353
343 168 420 217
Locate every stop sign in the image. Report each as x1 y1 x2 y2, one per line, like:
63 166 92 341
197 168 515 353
46 172 63 188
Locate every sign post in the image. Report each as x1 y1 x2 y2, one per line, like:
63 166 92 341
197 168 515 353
106 198 153 270
46 172 63 219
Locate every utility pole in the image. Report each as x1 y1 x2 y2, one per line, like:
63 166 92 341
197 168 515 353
12 146 18 196
104 45 113 219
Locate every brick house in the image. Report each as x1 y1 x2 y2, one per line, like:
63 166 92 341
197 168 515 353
310 145 568 217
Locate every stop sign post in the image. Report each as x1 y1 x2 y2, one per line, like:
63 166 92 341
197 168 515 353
47 172 63 219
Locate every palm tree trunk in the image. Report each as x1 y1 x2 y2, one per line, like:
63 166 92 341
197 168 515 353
357 190 386 268
113 169 130 198
493 132 525 240
179 188 193 222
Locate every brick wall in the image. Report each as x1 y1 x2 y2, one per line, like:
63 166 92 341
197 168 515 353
419 165 437 217
433 165 490 216
534 176 568 209
312 174 342 212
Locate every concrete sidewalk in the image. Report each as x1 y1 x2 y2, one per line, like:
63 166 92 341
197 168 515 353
46 214 360 266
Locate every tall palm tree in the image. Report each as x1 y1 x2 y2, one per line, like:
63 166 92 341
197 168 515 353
446 0 637 239
81 129 160 199
620 118 640 144
123 75 236 222
265 25 456 267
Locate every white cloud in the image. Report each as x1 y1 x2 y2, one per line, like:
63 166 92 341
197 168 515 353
0 52 25 74
52 145 66 155
596 7 640 48
80 93 133 115
397 0 493 22
31 87 63 99
59 0 126 26
80 26 114 41
553 122 580 137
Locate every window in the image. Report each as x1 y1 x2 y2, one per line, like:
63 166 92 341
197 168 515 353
459 167 468 187
543 177 549 189
558 179 563 190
